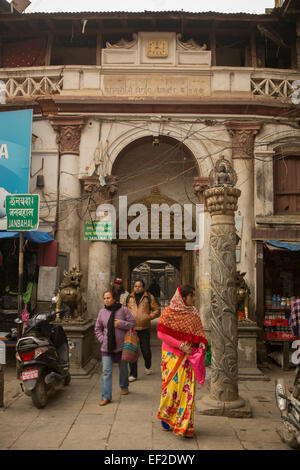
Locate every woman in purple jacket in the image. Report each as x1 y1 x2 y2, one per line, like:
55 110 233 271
95 289 136 406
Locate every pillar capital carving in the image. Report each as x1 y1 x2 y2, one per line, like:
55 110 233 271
50 116 87 156
193 177 210 205
225 121 263 159
204 186 241 216
80 175 119 210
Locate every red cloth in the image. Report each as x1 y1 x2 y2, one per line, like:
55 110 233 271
157 286 208 346
2 38 47 67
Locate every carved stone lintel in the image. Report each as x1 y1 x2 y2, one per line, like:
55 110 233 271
81 175 119 210
193 177 210 205
50 116 87 156
225 121 263 159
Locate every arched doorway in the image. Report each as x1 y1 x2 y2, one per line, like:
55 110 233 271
111 135 199 295
131 258 181 307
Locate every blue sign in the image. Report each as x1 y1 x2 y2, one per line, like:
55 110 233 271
0 110 32 219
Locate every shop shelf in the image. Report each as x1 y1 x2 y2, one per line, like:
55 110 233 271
264 319 288 326
264 308 291 312
264 332 297 340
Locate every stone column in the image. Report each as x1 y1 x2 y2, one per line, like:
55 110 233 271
81 175 118 320
50 116 87 268
225 121 262 318
197 159 251 417
193 177 211 335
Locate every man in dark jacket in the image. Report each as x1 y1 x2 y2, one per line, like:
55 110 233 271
124 278 160 381
148 277 161 300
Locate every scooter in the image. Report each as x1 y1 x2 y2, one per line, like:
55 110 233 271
16 300 71 409
275 367 300 449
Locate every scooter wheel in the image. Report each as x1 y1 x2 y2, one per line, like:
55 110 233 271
31 375 48 409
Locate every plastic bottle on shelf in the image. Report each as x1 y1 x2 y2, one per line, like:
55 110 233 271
286 298 290 308
281 297 286 308
272 294 276 308
276 295 281 308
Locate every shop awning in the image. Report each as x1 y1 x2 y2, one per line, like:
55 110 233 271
0 231 54 244
265 240 300 251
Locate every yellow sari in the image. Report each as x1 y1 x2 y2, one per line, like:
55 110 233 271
157 350 196 437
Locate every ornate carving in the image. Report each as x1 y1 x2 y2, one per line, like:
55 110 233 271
146 39 168 58
55 265 87 323
225 121 263 159
209 224 239 402
176 34 207 51
81 175 119 210
130 186 186 238
208 157 238 188
193 176 209 205
204 186 241 216
50 116 87 156
106 34 138 49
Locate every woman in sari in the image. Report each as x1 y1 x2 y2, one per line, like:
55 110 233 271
157 285 208 438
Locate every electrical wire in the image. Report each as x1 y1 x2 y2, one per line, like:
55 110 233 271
33 115 300 223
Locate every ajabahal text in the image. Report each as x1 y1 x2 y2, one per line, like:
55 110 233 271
96 196 205 251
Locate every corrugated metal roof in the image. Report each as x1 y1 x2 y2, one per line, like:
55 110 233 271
20 10 275 17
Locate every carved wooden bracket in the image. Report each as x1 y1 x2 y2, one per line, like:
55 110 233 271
225 121 263 159
50 116 87 156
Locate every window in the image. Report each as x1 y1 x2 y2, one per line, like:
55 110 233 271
274 155 300 214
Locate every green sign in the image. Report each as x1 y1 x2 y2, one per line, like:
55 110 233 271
6 194 40 231
84 220 113 241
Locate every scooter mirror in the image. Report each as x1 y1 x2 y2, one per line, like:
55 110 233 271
51 296 58 304
14 318 23 324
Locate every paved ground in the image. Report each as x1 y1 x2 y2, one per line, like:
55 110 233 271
0 325 298 451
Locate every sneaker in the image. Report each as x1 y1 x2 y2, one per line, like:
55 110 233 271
145 368 152 375
120 389 129 395
129 376 137 382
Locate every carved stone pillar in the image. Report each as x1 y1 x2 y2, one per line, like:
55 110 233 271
225 121 263 319
81 175 118 320
50 116 87 268
197 158 251 417
193 176 211 332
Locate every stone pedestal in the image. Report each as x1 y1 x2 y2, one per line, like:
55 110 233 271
238 321 268 381
63 319 97 378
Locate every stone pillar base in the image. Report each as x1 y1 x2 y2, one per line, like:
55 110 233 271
62 319 97 378
196 394 252 418
238 322 269 381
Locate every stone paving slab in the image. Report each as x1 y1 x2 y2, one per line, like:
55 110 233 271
0 330 296 451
